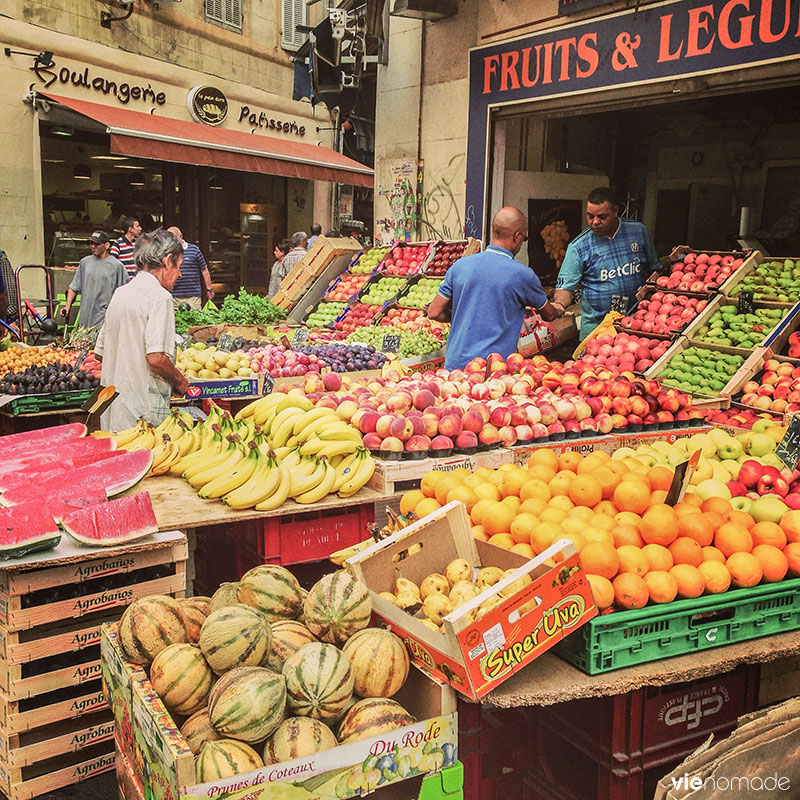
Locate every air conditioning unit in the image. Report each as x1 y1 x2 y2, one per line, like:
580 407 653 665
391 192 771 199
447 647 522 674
391 0 457 21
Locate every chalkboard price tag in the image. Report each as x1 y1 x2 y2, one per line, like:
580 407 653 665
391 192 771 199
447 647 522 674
610 295 629 313
738 290 755 315
382 334 401 353
292 328 309 347
217 333 236 352
262 374 275 396
776 416 800 470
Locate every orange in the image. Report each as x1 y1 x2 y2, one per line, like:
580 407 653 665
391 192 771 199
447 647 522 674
499 468 530 498
549 495 575 512
558 451 584 473
577 453 610 475
501 495 522 513
488 533 514 550
562 517 587 536
612 573 649 609
531 522 562 554
750 521 787 549
647 465 674 492
613 481 651 515
472 525 489 541
474 466 496 481
727 510 755 530
593 467 621 500
606 460 629 477
549 470 576 497
642 543 673 571
470 498 494 525
420 470 447 498
510 543 534 559
473 481 501 502
594 500 618 516
400 489 425 516
509 513 539 545
497 463 518 473
519 479 551 503
462 474 484 490
700 496 733 516
677 514 714 547
527 464 557 484
586 574 614 610
784 542 800 577
568 506 595 521
698 560 731 593
714 523 753 558
726 552 763 588
621 470 651 489
639 504 679 547
648 490 668 506
683 492 703 506
486 470 505 487
528 448 558 471
780 510 800 544
520 497 547 516
446 485 478 512
752 545 788 583
669 564 705 598
616 545 649 577
579 542 620 580
582 528 614 546
669 536 704 567
591 514 615 531
568 475 603 508
702 546 726 564
415 497 442 518
612 524 644 548
644 571 678 604
482 502 516 536
449 467 473 481
540 507 569 525
674 501 702 518
615 511 642 528
702 511 725 533
434 474 462 506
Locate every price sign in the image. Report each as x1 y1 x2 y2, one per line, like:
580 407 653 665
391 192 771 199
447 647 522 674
382 334 401 353
280 335 292 350
738 290 755 315
74 349 88 370
262 374 275 396
776 416 800 470
610 295 629 313
217 333 236 352
665 450 701 506
292 328 309 347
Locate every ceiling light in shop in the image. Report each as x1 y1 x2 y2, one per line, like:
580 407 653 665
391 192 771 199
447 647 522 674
209 174 223 190
42 158 65 163
129 174 145 187
114 164 146 170
90 154 128 161
73 164 91 180
50 126 74 137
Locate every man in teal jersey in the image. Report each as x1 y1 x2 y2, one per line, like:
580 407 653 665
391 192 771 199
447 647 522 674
428 207 562 369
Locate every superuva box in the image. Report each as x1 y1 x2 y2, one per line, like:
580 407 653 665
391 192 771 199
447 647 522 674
346 501 598 700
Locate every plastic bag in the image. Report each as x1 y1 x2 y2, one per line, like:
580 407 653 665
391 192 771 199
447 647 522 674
572 311 623 358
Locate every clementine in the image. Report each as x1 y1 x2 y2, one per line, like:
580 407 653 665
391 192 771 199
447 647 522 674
528 448 558 471
616 545 650 577
752 544 788 583
669 536 704 567
613 480 651 515
568 475 603 508
714 523 753 558
750 521 787 549
400 489 425 516
642 543 673 571
612 524 644 548
415 497 442 518
482 501 517 536
647 465 674 493
702 546 726 564
519 479 552 503
677 513 714 547
579 542 620 580
586 574 614 610
644 571 678 604
780 510 800 544
420 470 447 498
509 513 538 545
698 560 731 593
639 504 679 546
612 573 649 609
726 552 763 588
558 451 584 473
488 533 514 550
669 564 705 598
784 542 800 576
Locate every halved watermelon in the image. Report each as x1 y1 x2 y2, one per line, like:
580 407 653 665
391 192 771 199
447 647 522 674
46 490 109 523
0 450 153 507
0 501 61 559
0 437 118 479
62 493 158 547
1 423 86 455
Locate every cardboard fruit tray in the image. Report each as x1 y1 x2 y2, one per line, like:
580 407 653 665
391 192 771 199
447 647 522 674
555 577 800 674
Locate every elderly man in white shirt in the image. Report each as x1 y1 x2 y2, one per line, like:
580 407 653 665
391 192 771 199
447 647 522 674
95 228 189 432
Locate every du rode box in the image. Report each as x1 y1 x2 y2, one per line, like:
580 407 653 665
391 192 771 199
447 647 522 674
346 501 597 700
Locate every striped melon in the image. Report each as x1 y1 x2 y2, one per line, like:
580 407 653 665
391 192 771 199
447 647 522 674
209 582 241 613
180 597 212 644
303 572 371 646
342 629 409 698
238 566 303 621
196 739 263 783
199 604 272 675
208 666 287 742
180 709 221 755
263 717 338 766
149 643 215 716
282 642 353 722
266 620 318 672
337 698 416 744
118 595 187 665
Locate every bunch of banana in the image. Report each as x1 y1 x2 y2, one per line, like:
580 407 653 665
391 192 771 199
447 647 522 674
223 450 290 511
111 418 156 451
147 435 183 476
153 408 196 441
329 507 419 566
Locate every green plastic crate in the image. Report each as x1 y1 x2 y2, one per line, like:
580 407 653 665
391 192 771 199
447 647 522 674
3 389 93 415
555 577 800 674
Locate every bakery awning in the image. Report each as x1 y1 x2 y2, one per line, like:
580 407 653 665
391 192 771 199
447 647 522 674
39 91 373 187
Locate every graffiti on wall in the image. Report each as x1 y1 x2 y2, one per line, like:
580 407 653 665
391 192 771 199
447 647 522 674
377 160 423 245
420 153 466 241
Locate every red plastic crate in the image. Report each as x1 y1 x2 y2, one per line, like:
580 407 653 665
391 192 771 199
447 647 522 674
193 522 254 595
234 503 375 573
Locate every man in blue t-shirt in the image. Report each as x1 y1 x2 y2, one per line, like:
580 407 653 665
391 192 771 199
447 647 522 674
428 207 562 370
167 227 214 310
553 187 659 339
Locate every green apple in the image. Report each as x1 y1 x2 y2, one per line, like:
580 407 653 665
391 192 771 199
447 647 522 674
736 432 752 450
749 432 777 457
636 454 658 467
709 429 732 446
716 438 744 460
694 479 733 502
751 418 773 434
720 459 741 480
711 461 732 482
690 457 714 484
611 447 638 461
650 441 675 456
731 496 753 513
686 433 717 458
673 438 689 450
761 453 785 469
750 495 789 523
668 451 690 467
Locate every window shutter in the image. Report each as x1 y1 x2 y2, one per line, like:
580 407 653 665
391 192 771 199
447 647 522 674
206 0 241 31
281 0 307 50
226 0 241 27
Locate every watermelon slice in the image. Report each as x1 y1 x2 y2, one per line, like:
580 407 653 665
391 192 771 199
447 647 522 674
0 437 118 478
61 492 158 547
0 501 62 559
46 490 109 523
1 423 86 455
0 457 121 495
0 450 154 507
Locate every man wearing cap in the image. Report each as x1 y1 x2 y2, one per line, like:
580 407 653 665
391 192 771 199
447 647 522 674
61 232 128 330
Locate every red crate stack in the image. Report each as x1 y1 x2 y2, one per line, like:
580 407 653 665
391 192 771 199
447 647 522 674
192 523 249 595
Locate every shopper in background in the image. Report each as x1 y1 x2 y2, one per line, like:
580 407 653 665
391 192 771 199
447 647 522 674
0 250 15 323
95 228 188 432
110 217 142 278
0 258 5 322
307 223 322 248
428 206 562 370
268 241 290 299
553 187 659 339
270 232 307 299
60 231 128 329
325 229 341 238
166 226 214 310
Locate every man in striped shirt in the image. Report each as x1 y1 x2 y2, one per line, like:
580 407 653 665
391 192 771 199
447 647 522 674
110 216 142 278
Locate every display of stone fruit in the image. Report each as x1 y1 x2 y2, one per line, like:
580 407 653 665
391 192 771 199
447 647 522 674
324 274 369 302
785 331 800 359
399 278 444 309
581 332 672 374
345 325 442 359
350 246 390 275
425 242 467 276
306 301 348 328
334 303 383 333
380 307 425 328
295 343 386 372
620 292 708 335
654 251 744 292
359 277 407 306
246 344 325 377
654 347 744 396
691 305 785 348
705 407 784 431
0 361 101 395
382 244 430 276
727 259 800 304
740 358 800 415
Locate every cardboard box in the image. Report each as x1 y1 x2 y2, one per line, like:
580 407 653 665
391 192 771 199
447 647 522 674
722 251 800 307
346 501 597 700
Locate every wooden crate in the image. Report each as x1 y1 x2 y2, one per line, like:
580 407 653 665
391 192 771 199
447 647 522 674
115 735 145 800
722 251 800 306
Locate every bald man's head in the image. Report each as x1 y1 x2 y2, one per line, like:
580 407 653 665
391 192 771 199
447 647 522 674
491 207 528 255
167 226 183 241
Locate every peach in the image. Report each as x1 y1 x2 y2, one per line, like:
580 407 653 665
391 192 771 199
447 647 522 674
498 425 518 446
455 431 478 449
357 411 381 434
409 416 427 436
469 402 490 423
486 379 506 399
385 392 413 413
336 400 358 421
420 413 440 438
362 432 382 449
322 372 342 391
375 414 396 439
471 383 489 400
515 424 533 441
390 417 414 441
478 424 500 445
379 436 404 452
489 407 511 427
406 434 431 451
430 435 454 450
462 409 484 433
438 414 463 438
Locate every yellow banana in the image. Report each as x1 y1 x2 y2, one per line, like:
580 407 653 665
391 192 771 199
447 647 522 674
198 445 261 499
113 422 145 447
338 451 376 497
272 445 294 461
270 410 308 449
314 420 364 443
300 437 361 458
239 393 283 422
121 425 156 452
293 459 337 504
254 461 292 511
329 538 376 566
188 445 245 490
331 449 366 492
274 395 315 414
223 454 281 509
150 441 182 476
292 408 340 437
289 458 326 497
280 447 304 470
183 437 239 481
